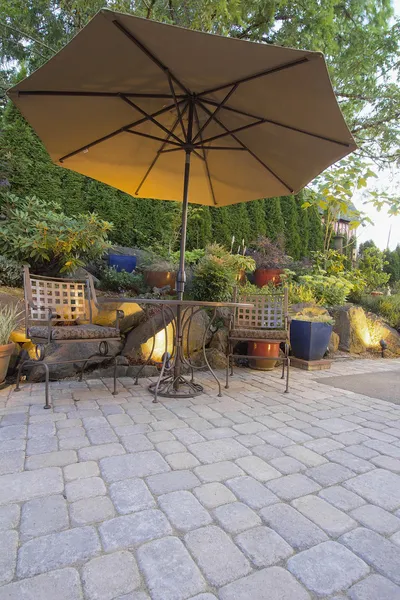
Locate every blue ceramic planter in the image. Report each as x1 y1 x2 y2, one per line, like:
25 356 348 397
108 254 137 273
290 319 332 361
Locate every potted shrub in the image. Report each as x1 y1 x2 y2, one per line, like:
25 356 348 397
141 256 179 293
0 305 21 384
191 245 255 302
250 236 291 287
290 312 335 361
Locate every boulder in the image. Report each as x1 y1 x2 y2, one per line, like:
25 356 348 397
210 327 228 353
366 312 400 356
328 331 340 354
26 339 123 382
122 307 212 361
123 307 177 358
183 309 212 354
191 348 227 369
91 300 143 332
330 305 369 354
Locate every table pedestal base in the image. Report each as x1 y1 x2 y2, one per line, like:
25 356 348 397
149 374 203 401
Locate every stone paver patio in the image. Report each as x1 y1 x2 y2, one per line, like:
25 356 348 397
0 358 400 599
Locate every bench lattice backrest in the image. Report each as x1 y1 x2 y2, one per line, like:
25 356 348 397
24 267 92 322
235 290 287 330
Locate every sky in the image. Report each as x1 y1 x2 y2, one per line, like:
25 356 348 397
354 0 400 251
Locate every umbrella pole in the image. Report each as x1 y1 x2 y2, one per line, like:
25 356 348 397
174 93 194 390
176 151 191 302
174 150 191 389
174 100 194 390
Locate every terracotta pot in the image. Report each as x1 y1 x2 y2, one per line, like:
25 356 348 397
0 342 15 384
248 341 280 371
144 271 176 293
254 268 282 288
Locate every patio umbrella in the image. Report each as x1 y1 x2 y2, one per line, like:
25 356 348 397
8 10 356 398
8 8 356 299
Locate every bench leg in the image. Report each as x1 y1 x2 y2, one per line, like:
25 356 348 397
112 357 118 396
285 354 290 393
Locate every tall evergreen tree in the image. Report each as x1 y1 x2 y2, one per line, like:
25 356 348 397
226 204 251 249
210 206 231 247
264 197 285 241
186 205 212 249
246 199 267 242
308 205 324 253
2 103 62 202
295 192 309 258
280 195 301 260
384 245 400 284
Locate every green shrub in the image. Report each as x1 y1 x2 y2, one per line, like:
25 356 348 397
0 304 22 345
359 293 400 329
298 274 353 306
0 194 112 275
191 255 236 302
0 255 23 288
358 247 390 291
310 250 348 274
171 249 205 266
191 244 256 302
98 267 146 294
294 313 335 325
287 282 317 305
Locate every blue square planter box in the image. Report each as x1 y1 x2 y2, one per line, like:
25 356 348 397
290 319 332 361
108 254 137 273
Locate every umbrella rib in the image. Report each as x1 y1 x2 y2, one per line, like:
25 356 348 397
120 95 185 145
58 100 181 163
202 98 352 148
197 99 294 194
192 84 238 143
112 19 191 96
15 91 184 99
198 56 309 97
194 104 217 206
135 102 189 196
196 146 247 150
167 73 187 141
125 130 182 145
195 119 265 146
160 147 184 154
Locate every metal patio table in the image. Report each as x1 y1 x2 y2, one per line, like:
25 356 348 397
99 297 253 402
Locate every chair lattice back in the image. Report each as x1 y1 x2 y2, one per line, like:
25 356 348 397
27 273 88 322
235 291 287 330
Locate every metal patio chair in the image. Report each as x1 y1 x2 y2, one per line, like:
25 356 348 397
16 265 124 408
226 287 290 392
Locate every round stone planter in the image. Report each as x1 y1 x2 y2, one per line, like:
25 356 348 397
0 342 15 384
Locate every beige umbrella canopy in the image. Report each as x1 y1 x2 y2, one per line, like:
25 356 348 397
8 9 356 296
9 9 355 206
